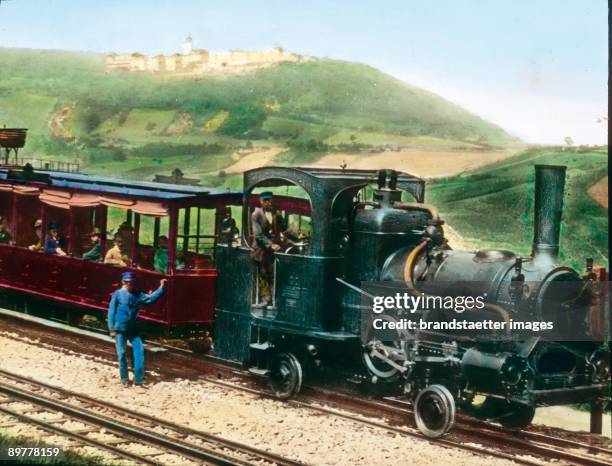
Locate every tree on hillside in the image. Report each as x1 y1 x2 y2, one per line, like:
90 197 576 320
564 136 574 147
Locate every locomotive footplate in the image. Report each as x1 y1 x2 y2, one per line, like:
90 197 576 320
251 317 360 341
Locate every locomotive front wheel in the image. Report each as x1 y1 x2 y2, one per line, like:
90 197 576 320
414 385 456 438
268 352 303 400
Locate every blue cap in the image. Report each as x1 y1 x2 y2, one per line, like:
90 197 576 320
121 272 135 282
260 191 273 200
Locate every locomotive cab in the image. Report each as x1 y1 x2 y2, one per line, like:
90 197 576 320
214 166 429 397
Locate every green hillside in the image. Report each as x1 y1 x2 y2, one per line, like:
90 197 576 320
0 48 516 178
427 147 608 270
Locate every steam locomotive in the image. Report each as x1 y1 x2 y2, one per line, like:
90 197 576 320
0 152 609 438
214 165 609 438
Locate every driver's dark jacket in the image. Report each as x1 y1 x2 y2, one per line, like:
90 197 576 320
250 207 272 262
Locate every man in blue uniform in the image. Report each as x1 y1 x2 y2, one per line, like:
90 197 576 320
108 272 167 387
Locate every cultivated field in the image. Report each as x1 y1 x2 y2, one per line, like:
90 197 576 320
309 147 519 178
427 146 608 270
588 176 608 209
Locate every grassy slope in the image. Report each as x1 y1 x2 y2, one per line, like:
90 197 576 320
0 48 516 180
0 433 109 465
427 147 608 269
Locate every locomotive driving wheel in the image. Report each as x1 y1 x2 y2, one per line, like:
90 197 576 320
268 352 303 399
414 385 456 438
362 315 406 383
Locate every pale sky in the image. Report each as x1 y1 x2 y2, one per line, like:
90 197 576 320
0 0 607 144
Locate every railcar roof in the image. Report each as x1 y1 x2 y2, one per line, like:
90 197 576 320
0 169 242 201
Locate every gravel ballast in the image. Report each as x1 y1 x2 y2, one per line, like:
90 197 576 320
0 332 519 465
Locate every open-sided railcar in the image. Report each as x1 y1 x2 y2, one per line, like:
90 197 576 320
0 168 248 328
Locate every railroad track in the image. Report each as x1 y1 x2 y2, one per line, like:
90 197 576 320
148 348 612 466
302 388 612 466
2 311 611 465
380 396 612 466
0 369 304 466
141 342 612 466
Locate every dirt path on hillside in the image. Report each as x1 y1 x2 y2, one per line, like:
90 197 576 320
309 148 518 179
588 176 608 209
48 104 76 141
224 146 285 174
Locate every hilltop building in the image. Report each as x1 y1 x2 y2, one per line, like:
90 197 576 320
105 36 307 74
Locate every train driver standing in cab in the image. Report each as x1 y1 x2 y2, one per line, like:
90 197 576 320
250 191 283 309
44 223 67 256
28 219 43 251
82 228 102 261
108 272 167 387
0 216 13 244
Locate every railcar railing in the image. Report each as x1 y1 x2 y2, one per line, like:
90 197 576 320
0 157 80 173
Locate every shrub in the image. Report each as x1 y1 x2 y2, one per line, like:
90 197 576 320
218 105 267 137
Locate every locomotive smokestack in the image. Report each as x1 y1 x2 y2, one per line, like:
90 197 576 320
532 165 566 264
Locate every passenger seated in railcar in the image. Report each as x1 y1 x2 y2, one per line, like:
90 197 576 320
151 236 186 273
44 223 66 256
82 228 102 261
116 222 134 248
153 235 169 274
28 219 43 251
219 207 239 245
104 236 129 267
0 216 12 244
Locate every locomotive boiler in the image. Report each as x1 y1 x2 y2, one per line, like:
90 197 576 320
358 165 609 436
213 164 609 438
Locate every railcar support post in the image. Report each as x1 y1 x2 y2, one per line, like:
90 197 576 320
183 207 191 255
168 207 178 275
67 207 75 256
590 399 603 434
40 204 47 247
10 191 17 240
153 217 160 248
590 267 608 435
96 205 107 253
131 213 140 268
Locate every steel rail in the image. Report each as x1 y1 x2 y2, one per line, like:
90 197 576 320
0 369 305 466
0 402 161 465
382 396 612 459
2 309 610 465
0 381 247 466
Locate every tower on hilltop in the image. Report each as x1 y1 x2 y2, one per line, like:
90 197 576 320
183 34 193 55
